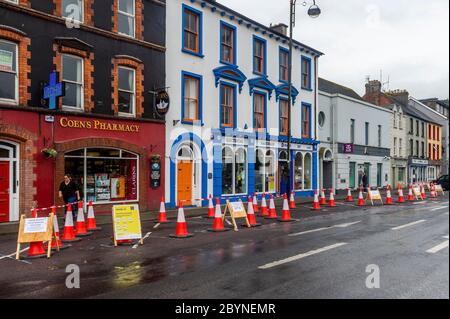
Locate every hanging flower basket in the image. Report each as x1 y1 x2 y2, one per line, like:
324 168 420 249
42 148 58 158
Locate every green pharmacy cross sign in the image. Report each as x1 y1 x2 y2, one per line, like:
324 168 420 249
43 71 65 110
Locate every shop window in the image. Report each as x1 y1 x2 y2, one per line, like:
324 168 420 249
118 0 135 37
118 66 136 116
304 153 312 190
65 148 139 204
222 147 247 195
62 54 84 110
0 40 18 103
62 0 84 23
294 153 303 190
254 149 276 194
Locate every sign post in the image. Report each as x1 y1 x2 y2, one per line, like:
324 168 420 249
112 204 143 246
222 200 250 231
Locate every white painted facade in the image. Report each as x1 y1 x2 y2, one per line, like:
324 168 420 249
389 104 408 187
165 0 322 207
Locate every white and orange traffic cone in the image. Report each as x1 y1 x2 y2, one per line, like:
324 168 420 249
206 195 215 219
357 186 365 206
170 201 194 238
385 185 393 205
397 184 405 203
208 198 230 232
26 209 47 259
246 196 261 227
346 188 353 202
279 194 294 222
319 189 327 205
157 197 169 223
289 191 296 209
61 204 81 243
329 189 336 207
86 201 101 231
46 206 69 251
266 194 277 219
407 185 414 201
75 201 92 237
253 193 259 214
430 184 437 198
312 190 321 210
260 193 268 217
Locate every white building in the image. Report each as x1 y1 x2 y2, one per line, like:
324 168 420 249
318 78 392 191
165 0 323 207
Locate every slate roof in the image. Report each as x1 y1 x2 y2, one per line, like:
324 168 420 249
318 78 364 101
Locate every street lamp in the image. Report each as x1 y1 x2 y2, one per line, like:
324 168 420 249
287 0 321 197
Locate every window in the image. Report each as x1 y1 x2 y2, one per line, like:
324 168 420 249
301 56 311 90
253 37 266 75
62 0 83 23
222 147 247 195
65 148 139 204
378 125 382 147
318 111 325 127
416 120 419 136
416 140 419 157
279 48 289 82
220 83 235 128
409 139 413 157
182 73 201 123
294 153 303 190
302 103 311 139
421 122 425 138
117 66 135 116
350 119 355 144
279 99 289 136
393 138 397 156
304 153 312 189
183 5 202 56
0 40 18 103
428 144 432 159
399 138 403 157
220 22 236 65
62 54 83 109
253 93 266 131
118 0 135 37
421 141 425 158
409 118 413 134
254 149 276 193
365 122 369 146
399 113 403 129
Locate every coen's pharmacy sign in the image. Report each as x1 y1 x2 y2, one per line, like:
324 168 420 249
59 117 140 132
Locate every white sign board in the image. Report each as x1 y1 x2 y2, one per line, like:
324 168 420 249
24 217 49 234
229 201 246 214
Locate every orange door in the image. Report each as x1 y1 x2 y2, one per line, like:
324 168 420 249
177 161 193 206
0 162 9 223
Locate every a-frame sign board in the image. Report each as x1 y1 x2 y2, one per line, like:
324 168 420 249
222 200 250 231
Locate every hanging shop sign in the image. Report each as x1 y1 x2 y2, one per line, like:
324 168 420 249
150 156 161 189
155 90 170 117
43 71 65 110
59 117 140 132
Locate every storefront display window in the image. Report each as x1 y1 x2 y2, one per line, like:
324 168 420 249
304 153 312 189
294 153 303 190
65 148 138 204
222 146 247 195
254 149 276 194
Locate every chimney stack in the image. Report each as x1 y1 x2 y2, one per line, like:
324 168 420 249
365 80 382 95
387 89 409 106
270 23 288 36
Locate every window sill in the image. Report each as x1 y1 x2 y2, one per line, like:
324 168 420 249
118 112 136 118
182 49 204 58
62 106 84 112
253 71 267 77
301 87 313 92
0 99 18 106
181 119 204 126
118 32 136 39
220 60 237 67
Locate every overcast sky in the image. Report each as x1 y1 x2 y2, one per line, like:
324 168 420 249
219 0 450 99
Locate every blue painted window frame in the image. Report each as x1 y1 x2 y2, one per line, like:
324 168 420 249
279 47 289 84
279 97 289 136
181 71 203 125
220 21 237 66
301 56 312 91
219 81 237 129
182 4 204 58
252 90 267 132
252 35 267 76
301 102 312 138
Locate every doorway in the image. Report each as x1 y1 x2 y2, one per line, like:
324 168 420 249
177 160 193 206
278 151 289 195
0 140 19 223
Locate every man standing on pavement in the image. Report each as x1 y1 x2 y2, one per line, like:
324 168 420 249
59 174 81 223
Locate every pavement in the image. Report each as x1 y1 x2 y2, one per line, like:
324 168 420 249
0 192 448 299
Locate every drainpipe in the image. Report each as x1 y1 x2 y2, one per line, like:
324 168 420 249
331 96 337 191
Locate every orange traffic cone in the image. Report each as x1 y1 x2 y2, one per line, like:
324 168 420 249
266 194 277 219
46 206 63 251
385 185 393 205
170 201 194 238
208 198 230 232
329 189 336 207
246 196 261 227
312 190 321 210
279 194 294 222
260 193 268 216
207 195 215 218
346 188 353 202
156 197 169 223
86 201 101 230
61 204 81 243
253 193 259 214
397 184 405 203
421 183 427 199
320 189 327 205
289 191 296 209
27 209 47 259
357 186 365 206
75 201 92 237
407 185 414 201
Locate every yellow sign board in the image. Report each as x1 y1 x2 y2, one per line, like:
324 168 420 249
112 204 143 246
412 187 423 200
223 200 250 231
366 189 383 206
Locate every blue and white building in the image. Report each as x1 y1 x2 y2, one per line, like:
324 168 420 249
165 0 323 207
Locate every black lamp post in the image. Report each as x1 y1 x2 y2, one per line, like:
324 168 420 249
287 0 321 197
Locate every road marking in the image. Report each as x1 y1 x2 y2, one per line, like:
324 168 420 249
153 223 161 229
391 220 426 230
413 202 426 205
133 232 152 249
289 221 361 237
0 247 29 260
258 243 347 269
431 206 449 211
426 240 449 254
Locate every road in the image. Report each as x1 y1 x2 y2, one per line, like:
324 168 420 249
0 195 448 299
